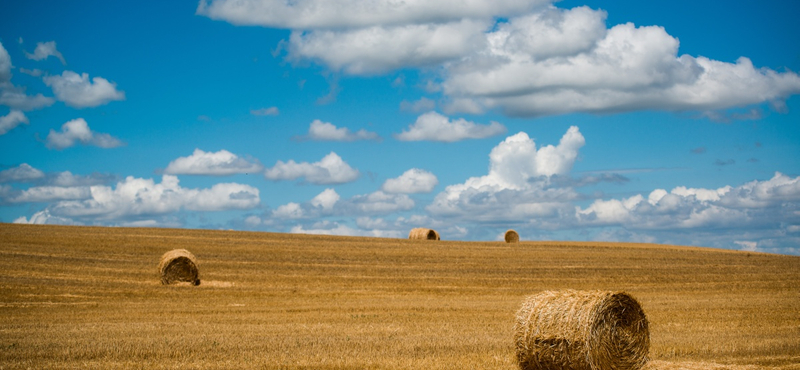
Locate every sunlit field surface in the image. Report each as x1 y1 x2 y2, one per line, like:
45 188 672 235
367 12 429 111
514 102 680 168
1 224 798 369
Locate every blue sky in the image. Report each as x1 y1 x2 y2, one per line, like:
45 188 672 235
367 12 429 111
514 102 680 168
2 0 799 255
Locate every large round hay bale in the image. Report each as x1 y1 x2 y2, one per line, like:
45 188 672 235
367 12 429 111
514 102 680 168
408 227 440 240
158 249 200 286
505 229 520 243
513 290 649 370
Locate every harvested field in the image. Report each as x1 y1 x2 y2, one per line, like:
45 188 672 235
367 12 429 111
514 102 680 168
0 224 798 369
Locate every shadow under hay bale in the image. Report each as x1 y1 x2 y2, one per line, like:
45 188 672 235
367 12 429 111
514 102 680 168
408 227 440 241
505 229 520 243
514 290 649 370
158 249 200 286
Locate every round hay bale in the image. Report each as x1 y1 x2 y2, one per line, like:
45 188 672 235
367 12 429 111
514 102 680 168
408 227 440 241
505 229 520 243
158 249 200 286
513 290 649 370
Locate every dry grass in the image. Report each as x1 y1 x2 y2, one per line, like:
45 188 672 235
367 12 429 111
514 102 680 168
0 224 798 369
513 290 649 370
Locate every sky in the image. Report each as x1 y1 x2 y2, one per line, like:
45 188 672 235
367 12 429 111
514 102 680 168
1 0 800 255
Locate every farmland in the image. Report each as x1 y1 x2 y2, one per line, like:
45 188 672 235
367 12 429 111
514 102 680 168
0 223 798 369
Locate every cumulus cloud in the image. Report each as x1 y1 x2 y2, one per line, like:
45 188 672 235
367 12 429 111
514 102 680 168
264 152 359 184
0 164 113 188
400 97 436 113
24 41 66 64
395 111 506 142
251 107 279 116
164 149 263 176
0 42 55 111
299 119 379 141
310 188 340 210
271 188 412 220
0 163 45 183
0 41 11 83
46 118 124 150
0 110 28 135
442 7 800 116
287 19 489 75
575 172 800 230
427 126 584 221
290 221 403 238
5 186 91 203
0 84 55 111
382 168 438 194
13 209 82 226
201 2 800 117
197 0 550 29
39 175 259 221
43 71 125 108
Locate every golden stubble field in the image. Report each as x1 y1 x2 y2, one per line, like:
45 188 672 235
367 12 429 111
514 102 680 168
0 223 798 369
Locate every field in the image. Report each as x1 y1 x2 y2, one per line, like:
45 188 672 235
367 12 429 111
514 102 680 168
0 223 798 369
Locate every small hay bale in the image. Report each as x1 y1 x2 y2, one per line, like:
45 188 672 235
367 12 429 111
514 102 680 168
408 227 440 241
158 249 200 286
513 290 649 370
505 229 520 243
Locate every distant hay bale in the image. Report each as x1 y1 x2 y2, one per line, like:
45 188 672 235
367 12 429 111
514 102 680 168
505 229 520 243
513 290 649 370
158 249 200 286
408 227 440 241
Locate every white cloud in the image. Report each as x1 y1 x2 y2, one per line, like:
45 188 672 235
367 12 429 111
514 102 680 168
575 172 800 230
6 186 91 203
395 111 506 142
24 41 66 64
273 202 305 219
271 188 411 220
42 175 260 220
0 43 55 110
0 41 11 83
201 1 800 117
0 163 45 183
0 110 28 135
164 148 263 176
0 84 55 111
427 127 584 221
197 0 550 29
44 71 125 108
46 118 124 150
264 152 360 184
13 209 82 226
442 8 800 116
343 191 414 215
310 188 340 210
44 171 113 187
382 168 438 194
302 119 379 141
251 107 279 116
400 97 436 113
287 19 490 75
290 221 402 238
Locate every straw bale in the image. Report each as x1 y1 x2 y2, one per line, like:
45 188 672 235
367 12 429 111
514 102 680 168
158 249 200 286
408 227 440 241
505 229 520 243
513 290 649 370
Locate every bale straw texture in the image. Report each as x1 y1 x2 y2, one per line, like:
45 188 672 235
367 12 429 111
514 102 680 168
505 229 520 243
158 249 200 285
513 290 649 370
408 228 440 241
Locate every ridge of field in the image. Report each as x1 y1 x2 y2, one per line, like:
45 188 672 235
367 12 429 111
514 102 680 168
0 224 798 369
